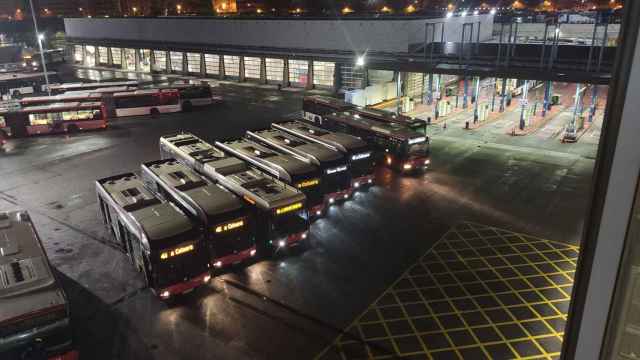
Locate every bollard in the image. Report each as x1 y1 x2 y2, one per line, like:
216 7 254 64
427 117 432 125
465 121 469 129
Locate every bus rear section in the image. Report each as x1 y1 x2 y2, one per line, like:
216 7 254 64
0 210 78 360
113 89 181 117
1 101 107 137
353 106 428 135
172 84 214 111
246 128 352 215
96 173 210 300
141 159 257 270
215 138 326 218
159 132 310 254
272 121 376 190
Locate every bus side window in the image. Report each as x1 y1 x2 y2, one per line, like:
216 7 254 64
125 228 143 269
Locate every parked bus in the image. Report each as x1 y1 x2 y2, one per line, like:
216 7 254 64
303 95 428 135
272 121 375 189
0 210 78 360
48 81 139 95
306 110 431 173
113 88 181 117
95 173 210 300
156 84 214 111
18 92 104 107
0 72 60 98
246 128 351 216
141 159 258 269
160 132 309 253
216 138 326 218
0 101 107 137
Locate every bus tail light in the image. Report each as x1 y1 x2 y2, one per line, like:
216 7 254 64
203 274 211 283
403 163 413 170
160 291 171 299
250 249 256 256
386 157 392 165
213 261 222 268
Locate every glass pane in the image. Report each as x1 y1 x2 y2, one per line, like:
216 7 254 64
244 57 261 79
74 45 83 62
265 58 284 82
312 61 334 87
110 47 121 65
139 49 151 73
288 59 308 86
123 48 136 71
223 55 239 78
153 50 166 71
170 51 183 72
603 181 640 359
98 47 108 64
186 52 201 73
84 46 96 67
204 54 219 75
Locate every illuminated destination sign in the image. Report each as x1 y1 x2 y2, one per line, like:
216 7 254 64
326 165 348 175
276 202 303 215
160 243 194 260
214 219 245 233
408 137 427 145
352 152 371 161
297 178 320 189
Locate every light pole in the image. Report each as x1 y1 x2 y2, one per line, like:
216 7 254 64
28 0 50 96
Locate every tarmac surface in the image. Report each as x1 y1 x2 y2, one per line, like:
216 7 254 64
0 75 601 359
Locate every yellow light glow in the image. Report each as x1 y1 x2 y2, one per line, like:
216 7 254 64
381 5 391 12
215 219 245 233
297 178 320 189
342 6 353 14
160 243 194 260
406 4 416 13
276 202 303 215
257 8 263 13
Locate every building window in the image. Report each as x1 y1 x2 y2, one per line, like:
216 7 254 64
186 52 201 73
288 59 309 86
98 47 108 64
223 55 240 78
265 58 284 82
204 54 219 75
84 46 96 67
74 45 83 62
313 61 335 88
110 47 122 66
170 51 184 72
123 48 136 71
153 50 166 71
244 57 261 80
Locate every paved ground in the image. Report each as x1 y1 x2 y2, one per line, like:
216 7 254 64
0 76 600 359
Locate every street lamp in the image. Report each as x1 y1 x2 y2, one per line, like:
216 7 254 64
28 0 50 96
132 6 137 15
176 4 182 14
356 55 365 67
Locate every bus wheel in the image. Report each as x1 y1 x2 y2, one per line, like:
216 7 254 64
67 124 79 134
182 101 193 112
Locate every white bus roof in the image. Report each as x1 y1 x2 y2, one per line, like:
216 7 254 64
246 128 343 166
272 121 369 154
0 71 56 82
0 210 67 324
160 133 305 211
18 101 103 113
113 88 177 97
20 92 103 104
96 173 194 245
48 81 138 91
142 159 243 219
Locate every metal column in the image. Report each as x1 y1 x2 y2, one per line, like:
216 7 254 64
542 81 552 117
463 77 469 109
427 73 434 105
519 80 529 130
499 78 507 112
589 85 599 123
473 77 480 123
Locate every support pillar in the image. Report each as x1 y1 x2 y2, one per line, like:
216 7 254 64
219 55 226 80
542 80 552 117
427 73 434 105
588 85 599 123
473 76 481 122
283 59 290 87
306 60 314 90
200 53 206 77
182 52 187 74
107 47 113 66
433 74 441 121
396 71 402 114
491 78 497 112
463 76 469 109
333 63 342 95
260 57 267 84
239 56 245 82
499 77 507 112
519 80 529 130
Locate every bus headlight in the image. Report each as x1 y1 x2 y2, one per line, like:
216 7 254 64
160 291 171 299
403 163 413 170
329 198 335 204
31 61 37 67
343 194 349 199
368 179 373 184
250 249 256 256
316 210 322 216
203 275 211 283
301 232 308 239
278 240 286 247
213 261 222 268
354 182 360 188
386 157 392 165
424 159 431 165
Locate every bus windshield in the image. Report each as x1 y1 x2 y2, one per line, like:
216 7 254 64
272 209 309 237
210 217 254 256
407 140 429 156
153 230 204 288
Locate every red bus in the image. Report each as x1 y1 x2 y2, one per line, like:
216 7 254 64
0 101 107 137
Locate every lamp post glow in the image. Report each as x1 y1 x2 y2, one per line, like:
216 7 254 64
446 11 453 18
356 55 365 67
28 0 50 96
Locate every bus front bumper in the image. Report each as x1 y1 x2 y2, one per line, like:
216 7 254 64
49 350 79 360
158 271 210 299
274 231 309 249
212 246 257 269
351 175 375 190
